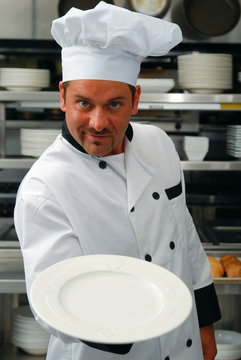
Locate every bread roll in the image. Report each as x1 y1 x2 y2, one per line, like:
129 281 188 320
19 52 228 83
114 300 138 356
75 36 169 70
220 254 241 278
208 256 224 278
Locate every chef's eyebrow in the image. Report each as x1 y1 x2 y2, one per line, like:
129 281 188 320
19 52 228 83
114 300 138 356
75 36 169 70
73 94 128 102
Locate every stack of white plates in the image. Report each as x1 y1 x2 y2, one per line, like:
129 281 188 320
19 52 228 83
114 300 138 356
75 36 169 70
178 54 232 94
215 330 241 360
20 128 60 157
0 68 50 91
137 78 175 93
226 125 241 159
11 305 50 355
183 136 209 161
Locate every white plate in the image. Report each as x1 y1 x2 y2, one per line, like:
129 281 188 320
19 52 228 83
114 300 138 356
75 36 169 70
30 255 192 344
137 78 174 93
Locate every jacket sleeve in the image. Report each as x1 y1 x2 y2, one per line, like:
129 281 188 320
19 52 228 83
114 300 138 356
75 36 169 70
180 169 221 327
14 178 83 344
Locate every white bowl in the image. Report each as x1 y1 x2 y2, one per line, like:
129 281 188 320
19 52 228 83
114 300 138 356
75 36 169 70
137 78 174 93
215 330 241 360
183 136 209 160
21 347 48 355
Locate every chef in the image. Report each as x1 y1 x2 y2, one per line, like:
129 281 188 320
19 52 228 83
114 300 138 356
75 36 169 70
14 2 221 360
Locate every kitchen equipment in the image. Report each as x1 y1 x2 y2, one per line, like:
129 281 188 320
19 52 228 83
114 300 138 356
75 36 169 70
177 54 233 94
171 0 241 40
129 0 170 17
11 305 50 355
30 255 192 344
58 0 114 16
215 330 241 360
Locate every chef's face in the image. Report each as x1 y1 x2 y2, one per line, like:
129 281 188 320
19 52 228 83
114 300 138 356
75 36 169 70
59 79 141 157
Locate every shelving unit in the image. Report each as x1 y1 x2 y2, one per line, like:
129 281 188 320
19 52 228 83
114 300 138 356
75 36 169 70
1 90 241 359
1 90 241 161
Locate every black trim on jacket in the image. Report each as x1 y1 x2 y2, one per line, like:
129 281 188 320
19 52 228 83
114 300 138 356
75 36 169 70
62 119 133 154
194 283 221 327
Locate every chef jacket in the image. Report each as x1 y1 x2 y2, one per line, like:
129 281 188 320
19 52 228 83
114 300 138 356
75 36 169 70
14 122 221 360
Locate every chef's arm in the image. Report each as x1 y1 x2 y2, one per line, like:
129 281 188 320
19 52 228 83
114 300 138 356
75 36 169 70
15 187 133 354
14 186 84 344
200 324 217 360
194 285 220 360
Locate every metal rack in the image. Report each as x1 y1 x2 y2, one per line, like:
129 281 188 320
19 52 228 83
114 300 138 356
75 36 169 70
1 90 241 359
1 90 241 166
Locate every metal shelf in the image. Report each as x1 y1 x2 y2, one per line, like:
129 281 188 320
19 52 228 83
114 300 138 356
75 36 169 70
5 120 62 129
181 161 241 171
0 158 36 169
1 158 241 170
139 93 241 110
0 91 240 110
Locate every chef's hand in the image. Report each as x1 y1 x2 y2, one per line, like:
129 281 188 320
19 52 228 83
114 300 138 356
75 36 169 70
200 324 217 360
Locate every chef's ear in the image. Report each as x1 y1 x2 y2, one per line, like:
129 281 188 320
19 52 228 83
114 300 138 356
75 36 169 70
59 81 66 112
131 85 141 116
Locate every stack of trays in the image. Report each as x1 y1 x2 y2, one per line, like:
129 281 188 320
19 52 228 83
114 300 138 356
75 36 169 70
11 305 50 355
177 54 232 94
0 68 50 91
226 125 241 159
183 136 209 161
20 129 60 157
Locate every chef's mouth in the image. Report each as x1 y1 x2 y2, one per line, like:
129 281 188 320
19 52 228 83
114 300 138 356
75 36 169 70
86 131 112 138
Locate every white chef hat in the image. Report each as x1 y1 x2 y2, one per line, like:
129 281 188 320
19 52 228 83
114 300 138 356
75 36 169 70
51 1 182 86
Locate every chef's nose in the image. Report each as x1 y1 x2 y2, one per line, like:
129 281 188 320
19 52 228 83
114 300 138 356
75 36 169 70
89 107 108 132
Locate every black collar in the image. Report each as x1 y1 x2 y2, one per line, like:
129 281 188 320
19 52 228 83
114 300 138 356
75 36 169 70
62 120 133 154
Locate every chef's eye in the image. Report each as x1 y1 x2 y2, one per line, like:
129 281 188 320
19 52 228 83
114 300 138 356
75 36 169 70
109 102 120 109
79 101 89 108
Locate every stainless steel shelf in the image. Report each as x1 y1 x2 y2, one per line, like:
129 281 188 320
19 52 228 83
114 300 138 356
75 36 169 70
1 158 241 170
140 93 241 104
181 161 241 171
0 90 59 103
0 158 36 169
139 93 241 110
0 90 240 102
0 91 241 110
6 120 62 129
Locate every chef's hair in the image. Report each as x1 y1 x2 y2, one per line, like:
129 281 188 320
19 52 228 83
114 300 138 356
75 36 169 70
61 81 136 105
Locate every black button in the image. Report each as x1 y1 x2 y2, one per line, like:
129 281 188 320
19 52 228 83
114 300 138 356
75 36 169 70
130 207 135 212
99 161 107 169
186 339 192 347
164 357 170 360
152 192 160 200
145 254 152 262
170 241 175 250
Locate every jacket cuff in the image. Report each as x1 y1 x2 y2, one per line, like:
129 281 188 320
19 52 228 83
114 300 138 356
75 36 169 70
194 283 221 328
81 340 133 354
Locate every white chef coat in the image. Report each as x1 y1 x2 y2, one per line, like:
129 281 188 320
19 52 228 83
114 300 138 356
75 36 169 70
14 122 219 360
